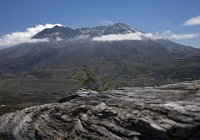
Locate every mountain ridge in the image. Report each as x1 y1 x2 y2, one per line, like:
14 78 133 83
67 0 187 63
32 23 141 41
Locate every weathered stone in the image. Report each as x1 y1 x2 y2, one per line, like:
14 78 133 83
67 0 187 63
0 80 200 140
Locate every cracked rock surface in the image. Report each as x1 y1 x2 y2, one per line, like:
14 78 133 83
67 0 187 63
0 80 200 140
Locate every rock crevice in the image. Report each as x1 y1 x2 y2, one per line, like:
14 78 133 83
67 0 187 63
0 80 200 140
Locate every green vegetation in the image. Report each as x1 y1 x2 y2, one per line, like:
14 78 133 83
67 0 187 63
77 65 110 92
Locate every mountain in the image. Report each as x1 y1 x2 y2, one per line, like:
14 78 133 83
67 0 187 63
32 23 138 40
0 23 200 87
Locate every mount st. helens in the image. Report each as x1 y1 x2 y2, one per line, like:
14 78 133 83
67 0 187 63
0 23 200 89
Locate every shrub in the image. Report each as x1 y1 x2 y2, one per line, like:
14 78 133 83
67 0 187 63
77 65 110 92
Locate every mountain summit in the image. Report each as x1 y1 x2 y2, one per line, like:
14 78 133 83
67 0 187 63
32 23 140 41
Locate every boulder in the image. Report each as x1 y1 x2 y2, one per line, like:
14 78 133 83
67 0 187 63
0 80 200 140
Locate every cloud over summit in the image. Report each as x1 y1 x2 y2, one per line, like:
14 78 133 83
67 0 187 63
0 23 63 47
93 32 144 41
0 23 198 48
92 30 199 41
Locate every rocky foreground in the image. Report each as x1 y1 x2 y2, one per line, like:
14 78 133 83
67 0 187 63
0 80 200 140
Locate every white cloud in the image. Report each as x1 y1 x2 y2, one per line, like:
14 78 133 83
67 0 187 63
93 32 144 41
184 16 200 26
0 23 63 47
92 30 199 41
154 30 199 40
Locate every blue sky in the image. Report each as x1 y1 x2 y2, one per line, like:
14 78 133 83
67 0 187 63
0 0 200 47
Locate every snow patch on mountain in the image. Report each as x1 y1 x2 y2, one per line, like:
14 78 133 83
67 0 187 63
55 37 63 41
